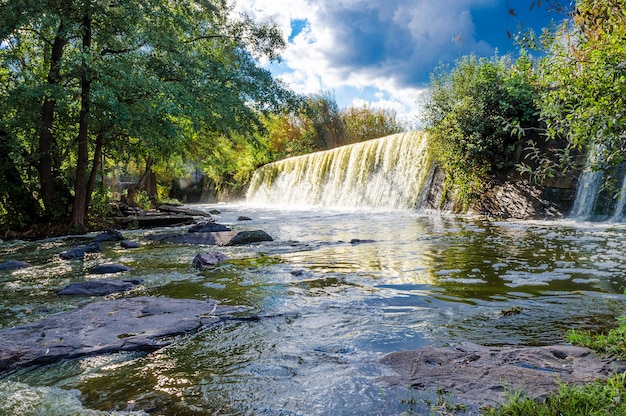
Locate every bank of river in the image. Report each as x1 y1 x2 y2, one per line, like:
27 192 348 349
1 204 625 414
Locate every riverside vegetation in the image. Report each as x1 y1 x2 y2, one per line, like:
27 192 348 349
1 0 626 414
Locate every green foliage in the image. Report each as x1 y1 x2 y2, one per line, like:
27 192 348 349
342 104 405 144
566 316 626 358
531 0 626 180
422 53 539 206
483 373 626 415
0 0 298 228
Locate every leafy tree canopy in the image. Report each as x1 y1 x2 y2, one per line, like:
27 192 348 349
0 0 300 229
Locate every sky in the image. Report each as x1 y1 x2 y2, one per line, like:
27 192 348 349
234 0 565 126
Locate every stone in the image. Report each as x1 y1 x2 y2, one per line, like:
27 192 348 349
147 230 273 246
380 343 624 408
120 240 140 249
93 229 125 242
226 230 273 246
113 214 195 228
237 216 252 221
188 221 231 233
0 260 32 271
59 242 101 260
157 204 214 218
89 264 131 274
0 296 245 372
192 252 228 269
57 279 139 296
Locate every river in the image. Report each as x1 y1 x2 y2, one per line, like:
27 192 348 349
1 204 626 415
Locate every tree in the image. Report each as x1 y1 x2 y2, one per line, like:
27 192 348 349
536 0 626 167
342 104 405 144
422 52 540 205
0 0 298 229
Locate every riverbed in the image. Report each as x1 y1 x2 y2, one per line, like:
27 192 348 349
1 204 626 415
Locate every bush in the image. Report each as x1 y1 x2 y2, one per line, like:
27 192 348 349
422 53 539 206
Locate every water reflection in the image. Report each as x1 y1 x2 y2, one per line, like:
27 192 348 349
1 206 626 414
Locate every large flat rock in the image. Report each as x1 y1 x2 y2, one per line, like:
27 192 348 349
381 343 624 407
0 296 244 372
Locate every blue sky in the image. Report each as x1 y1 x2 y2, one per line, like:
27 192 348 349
235 0 568 125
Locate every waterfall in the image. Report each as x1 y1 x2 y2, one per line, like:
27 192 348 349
570 143 626 221
612 175 626 221
246 131 432 209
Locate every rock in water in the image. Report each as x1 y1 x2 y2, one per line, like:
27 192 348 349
120 240 140 249
147 230 273 246
0 296 246 372
89 263 131 274
93 229 125 242
59 242 101 260
226 230 273 246
0 260 32 271
188 221 231 233
193 252 228 269
56 279 138 296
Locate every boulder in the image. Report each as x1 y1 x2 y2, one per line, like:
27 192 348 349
93 229 125 242
148 230 273 246
0 296 246 372
381 343 624 408
237 216 252 221
192 252 228 269
89 263 131 274
59 242 101 260
120 240 140 249
57 279 140 296
226 230 273 246
188 221 231 233
0 260 32 271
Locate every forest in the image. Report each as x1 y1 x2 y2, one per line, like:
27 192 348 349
0 0 624 234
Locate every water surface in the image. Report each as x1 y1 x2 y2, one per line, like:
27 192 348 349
1 205 625 414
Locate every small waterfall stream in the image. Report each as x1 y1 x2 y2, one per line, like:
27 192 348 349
246 131 432 209
569 143 626 221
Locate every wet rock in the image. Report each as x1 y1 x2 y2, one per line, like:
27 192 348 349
120 240 140 249
158 204 214 218
0 260 32 271
192 252 228 269
114 214 195 228
381 343 624 408
188 221 231 233
148 230 273 246
93 229 125 242
226 230 272 245
59 242 101 260
57 279 139 296
0 296 246 372
349 238 375 244
89 263 131 274
237 216 252 221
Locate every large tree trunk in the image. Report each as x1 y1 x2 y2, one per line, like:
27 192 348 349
38 21 67 213
71 14 92 228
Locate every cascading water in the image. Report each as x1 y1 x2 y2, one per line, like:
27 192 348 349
246 131 432 209
570 143 626 221
612 174 626 221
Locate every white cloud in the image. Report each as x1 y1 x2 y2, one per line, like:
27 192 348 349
234 0 508 123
